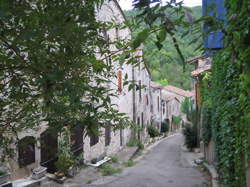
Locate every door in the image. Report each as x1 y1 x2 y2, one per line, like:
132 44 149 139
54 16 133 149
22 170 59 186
40 130 58 173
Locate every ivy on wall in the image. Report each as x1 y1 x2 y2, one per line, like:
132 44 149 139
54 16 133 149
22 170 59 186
201 0 250 186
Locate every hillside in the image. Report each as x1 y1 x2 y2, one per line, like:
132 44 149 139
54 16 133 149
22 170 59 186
124 6 202 90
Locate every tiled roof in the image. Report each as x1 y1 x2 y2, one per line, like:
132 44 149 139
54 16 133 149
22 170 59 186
191 65 211 76
151 82 164 89
164 85 194 98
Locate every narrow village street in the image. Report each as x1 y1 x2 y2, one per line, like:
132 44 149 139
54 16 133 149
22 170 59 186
85 133 206 187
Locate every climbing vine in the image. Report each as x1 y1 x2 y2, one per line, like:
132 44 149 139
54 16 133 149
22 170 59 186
201 0 250 186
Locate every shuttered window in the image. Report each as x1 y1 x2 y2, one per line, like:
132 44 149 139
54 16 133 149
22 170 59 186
118 71 122 92
18 136 36 167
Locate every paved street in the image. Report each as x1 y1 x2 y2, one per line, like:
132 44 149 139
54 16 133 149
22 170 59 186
86 133 206 187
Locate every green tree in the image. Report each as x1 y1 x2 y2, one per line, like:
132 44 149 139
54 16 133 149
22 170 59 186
0 0 132 158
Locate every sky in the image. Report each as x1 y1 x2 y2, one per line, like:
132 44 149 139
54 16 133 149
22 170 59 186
118 0 202 10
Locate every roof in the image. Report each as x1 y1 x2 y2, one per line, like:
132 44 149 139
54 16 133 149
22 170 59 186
151 82 164 89
164 85 194 98
187 55 207 64
191 64 211 76
161 91 180 102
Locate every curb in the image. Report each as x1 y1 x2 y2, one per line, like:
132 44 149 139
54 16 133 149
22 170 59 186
203 163 220 187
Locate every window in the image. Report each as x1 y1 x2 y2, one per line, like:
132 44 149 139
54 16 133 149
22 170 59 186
90 134 99 147
141 112 144 126
139 80 142 102
163 101 165 114
166 101 168 115
118 70 122 92
18 136 36 167
105 126 111 146
115 27 119 40
71 126 83 156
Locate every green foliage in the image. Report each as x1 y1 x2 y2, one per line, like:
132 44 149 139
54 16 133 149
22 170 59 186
202 106 212 146
199 0 250 185
127 140 139 147
156 79 168 86
111 156 118 163
172 115 182 125
0 170 7 176
98 164 122 176
181 98 192 118
123 160 135 167
125 6 202 90
137 142 144 150
147 125 160 137
55 129 75 174
182 123 198 150
161 121 169 133
0 0 133 157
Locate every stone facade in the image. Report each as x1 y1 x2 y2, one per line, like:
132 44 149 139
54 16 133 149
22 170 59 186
133 48 151 143
150 82 163 131
82 0 135 162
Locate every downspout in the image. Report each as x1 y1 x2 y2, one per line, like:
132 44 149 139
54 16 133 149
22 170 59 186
132 65 136 140
160 89 162 126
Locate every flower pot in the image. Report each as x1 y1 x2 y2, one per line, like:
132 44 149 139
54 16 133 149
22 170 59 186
0 173 10 185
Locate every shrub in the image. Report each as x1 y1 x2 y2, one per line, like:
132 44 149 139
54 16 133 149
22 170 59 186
98 164 122 176
123 160 135 167
161 121 169 133
172 115 182 125
127 140 139 147
137 142 144 150
182 123 198 150
111 156 118 163
0 170 7 176
147 125 160 138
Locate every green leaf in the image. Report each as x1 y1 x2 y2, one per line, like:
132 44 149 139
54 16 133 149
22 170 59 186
132 28 150 49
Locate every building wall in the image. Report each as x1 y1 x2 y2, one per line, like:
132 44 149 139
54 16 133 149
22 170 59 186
133 50 151 143
150 87 162 130
83 0 134 161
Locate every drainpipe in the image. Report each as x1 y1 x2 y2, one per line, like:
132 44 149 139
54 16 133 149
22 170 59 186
132 65 136 140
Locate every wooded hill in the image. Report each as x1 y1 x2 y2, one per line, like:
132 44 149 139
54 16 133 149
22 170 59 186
125 6 202 90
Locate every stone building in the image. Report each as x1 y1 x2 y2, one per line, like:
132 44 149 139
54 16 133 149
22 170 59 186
150 82 164 131
161 85 193 131
133 48 151 143
83 0 134 163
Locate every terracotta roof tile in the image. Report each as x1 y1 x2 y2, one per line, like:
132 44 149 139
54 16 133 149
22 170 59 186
151 82 164 89
164 85 194 98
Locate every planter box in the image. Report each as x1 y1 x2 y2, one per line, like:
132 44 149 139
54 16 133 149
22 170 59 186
0 173 10 185
31 167 47 180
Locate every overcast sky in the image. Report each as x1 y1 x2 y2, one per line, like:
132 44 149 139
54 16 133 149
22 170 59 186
118 0 202 10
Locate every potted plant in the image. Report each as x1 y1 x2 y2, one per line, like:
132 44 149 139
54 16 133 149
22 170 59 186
0 170 10 185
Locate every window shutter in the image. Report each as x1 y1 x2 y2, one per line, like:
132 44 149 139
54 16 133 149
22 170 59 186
118 71 122 92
